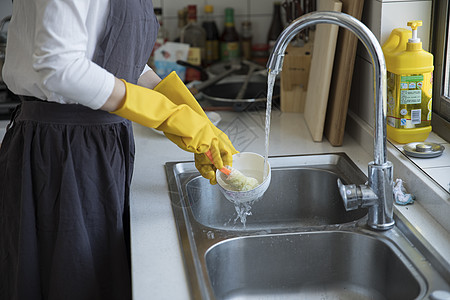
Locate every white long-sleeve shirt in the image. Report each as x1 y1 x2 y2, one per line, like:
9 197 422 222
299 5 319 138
3 0 150 109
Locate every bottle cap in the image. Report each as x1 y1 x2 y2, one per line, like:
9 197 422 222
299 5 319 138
403 142 444 158
204 5 213 13
224 8 235 24
186 5 198 22
407 20 422 43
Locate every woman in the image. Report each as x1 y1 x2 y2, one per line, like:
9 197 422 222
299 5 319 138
0 0 236 299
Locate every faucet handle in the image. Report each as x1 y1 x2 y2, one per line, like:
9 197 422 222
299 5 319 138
337 179 359 210
337 179 378 211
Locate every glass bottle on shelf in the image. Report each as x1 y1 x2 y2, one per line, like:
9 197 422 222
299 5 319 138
174 8 187 42
180 5 206 82
267 2 284 54
220 8 240 62
241 21 252 60
202 5 220 66
148 7 169 68
154 7 169 43
251 43 269 66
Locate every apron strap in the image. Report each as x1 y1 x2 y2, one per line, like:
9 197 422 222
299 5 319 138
6 104 21 131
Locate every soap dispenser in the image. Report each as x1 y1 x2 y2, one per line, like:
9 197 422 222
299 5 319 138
382 21 434 144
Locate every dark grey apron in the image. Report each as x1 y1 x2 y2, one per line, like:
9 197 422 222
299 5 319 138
0 1 159 299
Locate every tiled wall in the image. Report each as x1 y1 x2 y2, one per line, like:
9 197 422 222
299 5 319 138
152 0 279 44
0 0 278 44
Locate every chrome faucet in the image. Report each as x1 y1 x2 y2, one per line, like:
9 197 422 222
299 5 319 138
267 11 394 230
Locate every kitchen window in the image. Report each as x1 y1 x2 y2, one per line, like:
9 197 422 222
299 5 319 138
431 0 450 142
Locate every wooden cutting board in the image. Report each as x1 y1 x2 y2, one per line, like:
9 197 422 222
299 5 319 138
304 0 342 142
324 0 365 146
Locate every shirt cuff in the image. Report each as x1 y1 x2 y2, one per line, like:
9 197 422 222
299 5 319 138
85 71 115 110
141 64 151 76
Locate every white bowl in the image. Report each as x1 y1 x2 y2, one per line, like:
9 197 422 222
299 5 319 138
216 152 271 204
205 111 221 126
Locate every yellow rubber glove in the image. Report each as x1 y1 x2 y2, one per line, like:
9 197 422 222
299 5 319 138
112 80 224 168
153 72 238 184
153 72 210 118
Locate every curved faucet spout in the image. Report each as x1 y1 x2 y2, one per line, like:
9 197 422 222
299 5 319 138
267 11 394 230
267 11 387 166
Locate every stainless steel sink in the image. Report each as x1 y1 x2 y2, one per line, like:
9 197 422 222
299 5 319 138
186 168 367 230
206 231 424 299
182 153 367 230
165 153 450 299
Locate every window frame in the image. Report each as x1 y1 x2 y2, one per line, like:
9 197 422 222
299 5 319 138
430 0 450 142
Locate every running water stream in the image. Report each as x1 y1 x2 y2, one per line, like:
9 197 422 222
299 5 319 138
230 70 277 227
264 70 277 176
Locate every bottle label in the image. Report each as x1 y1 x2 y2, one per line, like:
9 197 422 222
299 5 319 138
386 72 433 129
187 47 201 66
241 40 252 60
220 42 240 61
400 75 423 105
185 47 202 82
205 40 219 62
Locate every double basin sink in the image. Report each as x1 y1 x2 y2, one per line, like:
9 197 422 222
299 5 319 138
165 153 450 299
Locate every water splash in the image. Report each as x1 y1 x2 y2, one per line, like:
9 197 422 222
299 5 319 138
231 200 258 227
206 231 215 239
224 71 277 227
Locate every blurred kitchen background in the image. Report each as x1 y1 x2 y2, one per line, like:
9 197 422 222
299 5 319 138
0 0 436 129
154 0 277 46
1 0 449 191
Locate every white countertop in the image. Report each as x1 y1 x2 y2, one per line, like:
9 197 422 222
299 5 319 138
1 110 449 299
129 111 376 299
129 110 450 299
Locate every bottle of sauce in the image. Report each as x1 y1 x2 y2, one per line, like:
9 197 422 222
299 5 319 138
181 5 206 82
251 43 269 66
202 5 219 66
220 8 240 62
241 21 253 60
267 2 284 54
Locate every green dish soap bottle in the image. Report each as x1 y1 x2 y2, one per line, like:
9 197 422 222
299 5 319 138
382 21 434 144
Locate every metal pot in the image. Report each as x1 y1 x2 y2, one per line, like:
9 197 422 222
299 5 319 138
0 16 11 86
180 59 280 111
199 74 280 112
